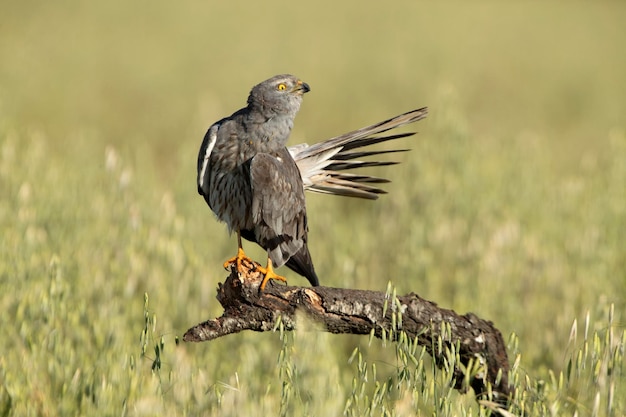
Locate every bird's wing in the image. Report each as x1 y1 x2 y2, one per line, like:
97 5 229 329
290 107 428 199
197 122 220 197
249 148 308 269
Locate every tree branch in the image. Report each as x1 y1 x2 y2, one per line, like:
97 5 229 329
184 260 512 405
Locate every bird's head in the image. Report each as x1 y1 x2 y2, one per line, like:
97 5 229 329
247 74 310 117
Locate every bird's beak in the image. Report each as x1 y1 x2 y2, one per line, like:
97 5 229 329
292 80 310 94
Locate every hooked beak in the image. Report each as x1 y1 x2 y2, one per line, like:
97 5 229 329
292 79 311 94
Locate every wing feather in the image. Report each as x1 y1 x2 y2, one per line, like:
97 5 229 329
249 149 308 268
290 107 428 199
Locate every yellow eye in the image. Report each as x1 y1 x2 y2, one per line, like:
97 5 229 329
277 83 287 91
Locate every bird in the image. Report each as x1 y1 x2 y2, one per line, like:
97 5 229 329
197 74 427 290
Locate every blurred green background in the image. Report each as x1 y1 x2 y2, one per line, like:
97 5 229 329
1 1 625 415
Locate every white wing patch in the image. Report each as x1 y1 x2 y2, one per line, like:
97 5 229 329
198 125 218 189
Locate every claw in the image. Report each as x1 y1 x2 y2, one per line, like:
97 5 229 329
256 258 287 291
223 247 253 273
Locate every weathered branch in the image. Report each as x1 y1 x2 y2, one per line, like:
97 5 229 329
184 260 512 405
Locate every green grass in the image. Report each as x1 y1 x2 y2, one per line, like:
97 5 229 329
1 1 625 415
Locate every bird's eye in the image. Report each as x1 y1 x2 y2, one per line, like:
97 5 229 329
277 83 287 91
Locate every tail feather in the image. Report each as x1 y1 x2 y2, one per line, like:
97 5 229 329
240 229 319 287
284 245 319 286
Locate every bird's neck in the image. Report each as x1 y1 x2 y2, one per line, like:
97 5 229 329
241 105 295 148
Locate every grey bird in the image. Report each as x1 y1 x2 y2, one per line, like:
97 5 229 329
197 74 427 290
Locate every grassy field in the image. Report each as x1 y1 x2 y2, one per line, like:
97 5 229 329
1 1 625 415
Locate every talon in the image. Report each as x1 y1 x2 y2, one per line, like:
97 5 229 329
223 247 253 273
257 258 287 291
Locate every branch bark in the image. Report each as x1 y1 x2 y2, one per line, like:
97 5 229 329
184 260 512 405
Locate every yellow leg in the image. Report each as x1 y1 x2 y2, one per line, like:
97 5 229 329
223 231 253 272
256 257 287 291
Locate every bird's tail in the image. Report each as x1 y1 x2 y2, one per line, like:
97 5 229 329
289 107 428 200
284 245 319 287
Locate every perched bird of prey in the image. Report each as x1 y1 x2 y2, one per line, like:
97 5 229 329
197 74 427 290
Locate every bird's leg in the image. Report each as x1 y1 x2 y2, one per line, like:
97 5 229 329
223 231 254 272
256 256 287 291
